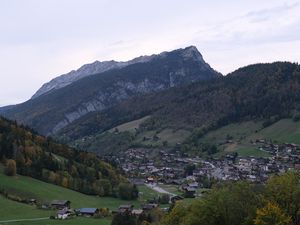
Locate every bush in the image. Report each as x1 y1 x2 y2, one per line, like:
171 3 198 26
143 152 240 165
292 112 300 121
5 159 16 176
159 194 170 204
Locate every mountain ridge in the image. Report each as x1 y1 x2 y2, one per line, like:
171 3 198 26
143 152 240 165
32 45 211 99
1 46 220 135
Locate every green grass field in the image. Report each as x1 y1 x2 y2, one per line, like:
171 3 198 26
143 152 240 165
158 184 182 196
249 119 300 144
0 166 165 224
201 118 300 157
0 171 140 210
200 121 263 143
109 116 151 133
233 145 271 157
134 128 191 147
2 217 111 225
0 196 51 220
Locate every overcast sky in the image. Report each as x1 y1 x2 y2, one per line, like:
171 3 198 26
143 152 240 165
1 0 300 106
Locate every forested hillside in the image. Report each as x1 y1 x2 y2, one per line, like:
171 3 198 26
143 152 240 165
57 62 300 155
0 117 130 197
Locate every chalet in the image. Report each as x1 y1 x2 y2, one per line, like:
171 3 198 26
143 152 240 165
78 208 99 217
132 209 144 216
184 187 196 198
51 200 71 209
56 208 72 220
118 204 134 214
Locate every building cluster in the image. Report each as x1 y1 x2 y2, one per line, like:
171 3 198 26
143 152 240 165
110 142 300 197
40 200 103 220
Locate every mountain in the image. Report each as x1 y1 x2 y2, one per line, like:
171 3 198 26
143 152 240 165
55 62 300 155
1 46 221 135
0 116 126 196
32 54 158 99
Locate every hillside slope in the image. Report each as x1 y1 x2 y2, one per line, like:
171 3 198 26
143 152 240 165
57 62 300 154
0 116 126 196
1 46 220 135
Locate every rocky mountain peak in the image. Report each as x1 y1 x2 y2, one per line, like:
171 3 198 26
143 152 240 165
31 46 212 99
181 46 204 62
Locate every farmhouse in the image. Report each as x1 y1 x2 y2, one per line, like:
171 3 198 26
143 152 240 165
56 208 72 219
118 204 134 214
78 208 99 217
51 200 71 209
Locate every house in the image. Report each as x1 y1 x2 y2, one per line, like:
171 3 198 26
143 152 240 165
56 208 72 219
78 208 99 217
146 177 155 183
118 204 134 214
132 209 144 216
184 187 196 198
51 200 71 209
27 198 37 205
188 182 199 189
142 203 159 211
170 195 184 203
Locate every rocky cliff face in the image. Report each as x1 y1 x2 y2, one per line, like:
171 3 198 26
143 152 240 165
1 46 221 135
32 52 159 99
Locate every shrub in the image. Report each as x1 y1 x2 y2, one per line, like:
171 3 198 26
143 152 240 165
5 159 16 176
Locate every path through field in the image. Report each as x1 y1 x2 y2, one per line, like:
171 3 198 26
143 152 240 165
145 183 176 196
0 217 49 223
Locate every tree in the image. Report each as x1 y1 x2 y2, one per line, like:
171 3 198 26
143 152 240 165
160 202 188 225
118 183 139 200
265 172 300 225
254 202 293 225
159 194 170 204
111 212 137 225
4 159 16 176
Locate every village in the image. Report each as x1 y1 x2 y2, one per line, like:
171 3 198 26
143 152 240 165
2 139 300 222
107 139 300 198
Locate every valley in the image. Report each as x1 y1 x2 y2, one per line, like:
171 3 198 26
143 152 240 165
1 48 300 225
0 164 170 225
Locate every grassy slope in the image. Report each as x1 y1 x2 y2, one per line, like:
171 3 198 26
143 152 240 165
201 119 300 157
3 218 111 225
0 196 51 220
249 119 300 144
109 115 191 147
0 170 139 210
134 129 191 147
109 116 151 133
0 167 164 224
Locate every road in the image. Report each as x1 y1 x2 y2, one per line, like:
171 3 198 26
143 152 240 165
0 217 49 223
145 183 176 196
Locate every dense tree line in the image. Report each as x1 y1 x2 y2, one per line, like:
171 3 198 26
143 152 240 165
0 117 138 199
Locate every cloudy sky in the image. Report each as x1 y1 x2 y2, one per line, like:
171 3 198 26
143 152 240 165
1 0 300 106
